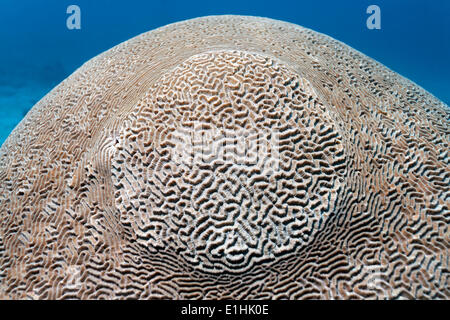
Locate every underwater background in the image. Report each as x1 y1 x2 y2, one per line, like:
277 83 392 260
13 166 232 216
0 0 448 145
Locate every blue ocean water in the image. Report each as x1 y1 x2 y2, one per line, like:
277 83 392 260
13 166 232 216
0 0 448 145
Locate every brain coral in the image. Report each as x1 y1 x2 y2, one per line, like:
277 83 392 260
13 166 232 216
0 15 448 299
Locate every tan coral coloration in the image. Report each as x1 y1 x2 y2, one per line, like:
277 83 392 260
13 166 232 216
0 15 448 299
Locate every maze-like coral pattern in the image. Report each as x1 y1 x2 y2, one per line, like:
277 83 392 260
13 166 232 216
112 51 346 273
0 16 448 299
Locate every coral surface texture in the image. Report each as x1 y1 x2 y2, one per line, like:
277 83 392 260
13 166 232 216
0 16 448 299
